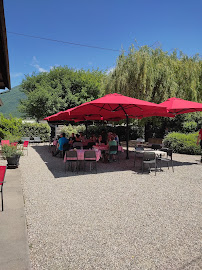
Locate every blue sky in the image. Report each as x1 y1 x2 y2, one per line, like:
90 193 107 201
4 0 202 88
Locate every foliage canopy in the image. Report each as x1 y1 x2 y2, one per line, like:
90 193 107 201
19 67 105 120
105 45 202 103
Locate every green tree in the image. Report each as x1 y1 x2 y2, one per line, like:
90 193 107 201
105 45 202 103
105 45 202 137
19 67 105 120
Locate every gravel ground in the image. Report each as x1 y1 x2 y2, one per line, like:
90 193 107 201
19 145 202 270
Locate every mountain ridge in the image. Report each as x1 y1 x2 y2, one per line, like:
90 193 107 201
0 85 26 118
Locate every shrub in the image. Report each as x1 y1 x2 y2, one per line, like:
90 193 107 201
20 123 51 141
2 145 23 158
182 121 198 133
0 114 22 139
163 132 201 155
61 124 85 137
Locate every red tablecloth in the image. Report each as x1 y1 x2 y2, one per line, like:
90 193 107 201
64 149 102 162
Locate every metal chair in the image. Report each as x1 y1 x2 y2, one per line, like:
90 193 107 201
0 166 6 211
23 141 29 155
142 152 157 175
87 142 96 149
21 137 30 142
33 137 41 144
1 140 10 146
109 145 119 162
65 151 78 173
84 150 97 173
158 149 174 172
73 142 83 149
134 150 144 168
151 144 162 150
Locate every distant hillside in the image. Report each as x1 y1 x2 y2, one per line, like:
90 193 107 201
0 85 27 118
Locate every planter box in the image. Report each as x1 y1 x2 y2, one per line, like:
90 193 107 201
7 155 20 168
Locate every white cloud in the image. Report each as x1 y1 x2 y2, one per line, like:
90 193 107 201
10 72 23 78
50 64 60 70
31 56 48 72
107 66 115 74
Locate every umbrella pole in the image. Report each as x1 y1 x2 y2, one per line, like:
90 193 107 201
85 121 88 138
126 114 129 159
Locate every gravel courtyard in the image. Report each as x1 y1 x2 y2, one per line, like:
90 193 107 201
20 145 202 270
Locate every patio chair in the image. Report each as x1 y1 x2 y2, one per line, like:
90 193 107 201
23 141 29 155
87 142 96 149
10 142 18 147
65 151 78 173
135 146 144 151
0 166 6 211
33 137 41 144
151 144 162 150
21 137 30 142
84 150 97 173
73 142 83 149
1 140 10 146
134 150 144 168
142 152 157 176
109 145 119 162
157 149 174 172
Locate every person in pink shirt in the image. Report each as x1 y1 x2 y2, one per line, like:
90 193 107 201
197 128 202 162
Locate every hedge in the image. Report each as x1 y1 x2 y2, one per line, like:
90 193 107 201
163 132 201 155
20 123 51 142
0 114 22 141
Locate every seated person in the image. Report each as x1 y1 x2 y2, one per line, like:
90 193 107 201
75 134 81 142
52 133 69 157
96 135 102 145
69 133 76 143
90 134 97 142
79 132 86 142
108 135 117 161
114 133 119 144
101 129 107 145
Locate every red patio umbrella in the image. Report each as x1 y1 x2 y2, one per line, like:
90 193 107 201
50 93 167 159
158 97 202 115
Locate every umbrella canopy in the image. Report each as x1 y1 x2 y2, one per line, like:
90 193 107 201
158 97 202 115
45 93 168 159
45 93 168 121
65 93 167 119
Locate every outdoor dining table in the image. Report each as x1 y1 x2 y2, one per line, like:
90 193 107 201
64 149 102 162
135 149 166 157
93 145 124 152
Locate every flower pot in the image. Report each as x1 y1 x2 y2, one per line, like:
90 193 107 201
6 154 20 168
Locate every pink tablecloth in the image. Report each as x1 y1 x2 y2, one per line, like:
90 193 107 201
93 145 124 152
82 139 94 146
53 140 58 146
64 149 102 162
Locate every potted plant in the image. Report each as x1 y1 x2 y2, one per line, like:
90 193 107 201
1 144 23 168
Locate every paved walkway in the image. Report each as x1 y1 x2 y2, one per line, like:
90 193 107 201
0 160 30 270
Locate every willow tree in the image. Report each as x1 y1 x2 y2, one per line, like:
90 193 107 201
105 45 202 103
105 45 202 137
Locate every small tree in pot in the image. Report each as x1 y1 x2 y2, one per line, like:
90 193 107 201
2 145 23 168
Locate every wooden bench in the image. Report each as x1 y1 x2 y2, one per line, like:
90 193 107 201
148 138 163 145
0 166 7 211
